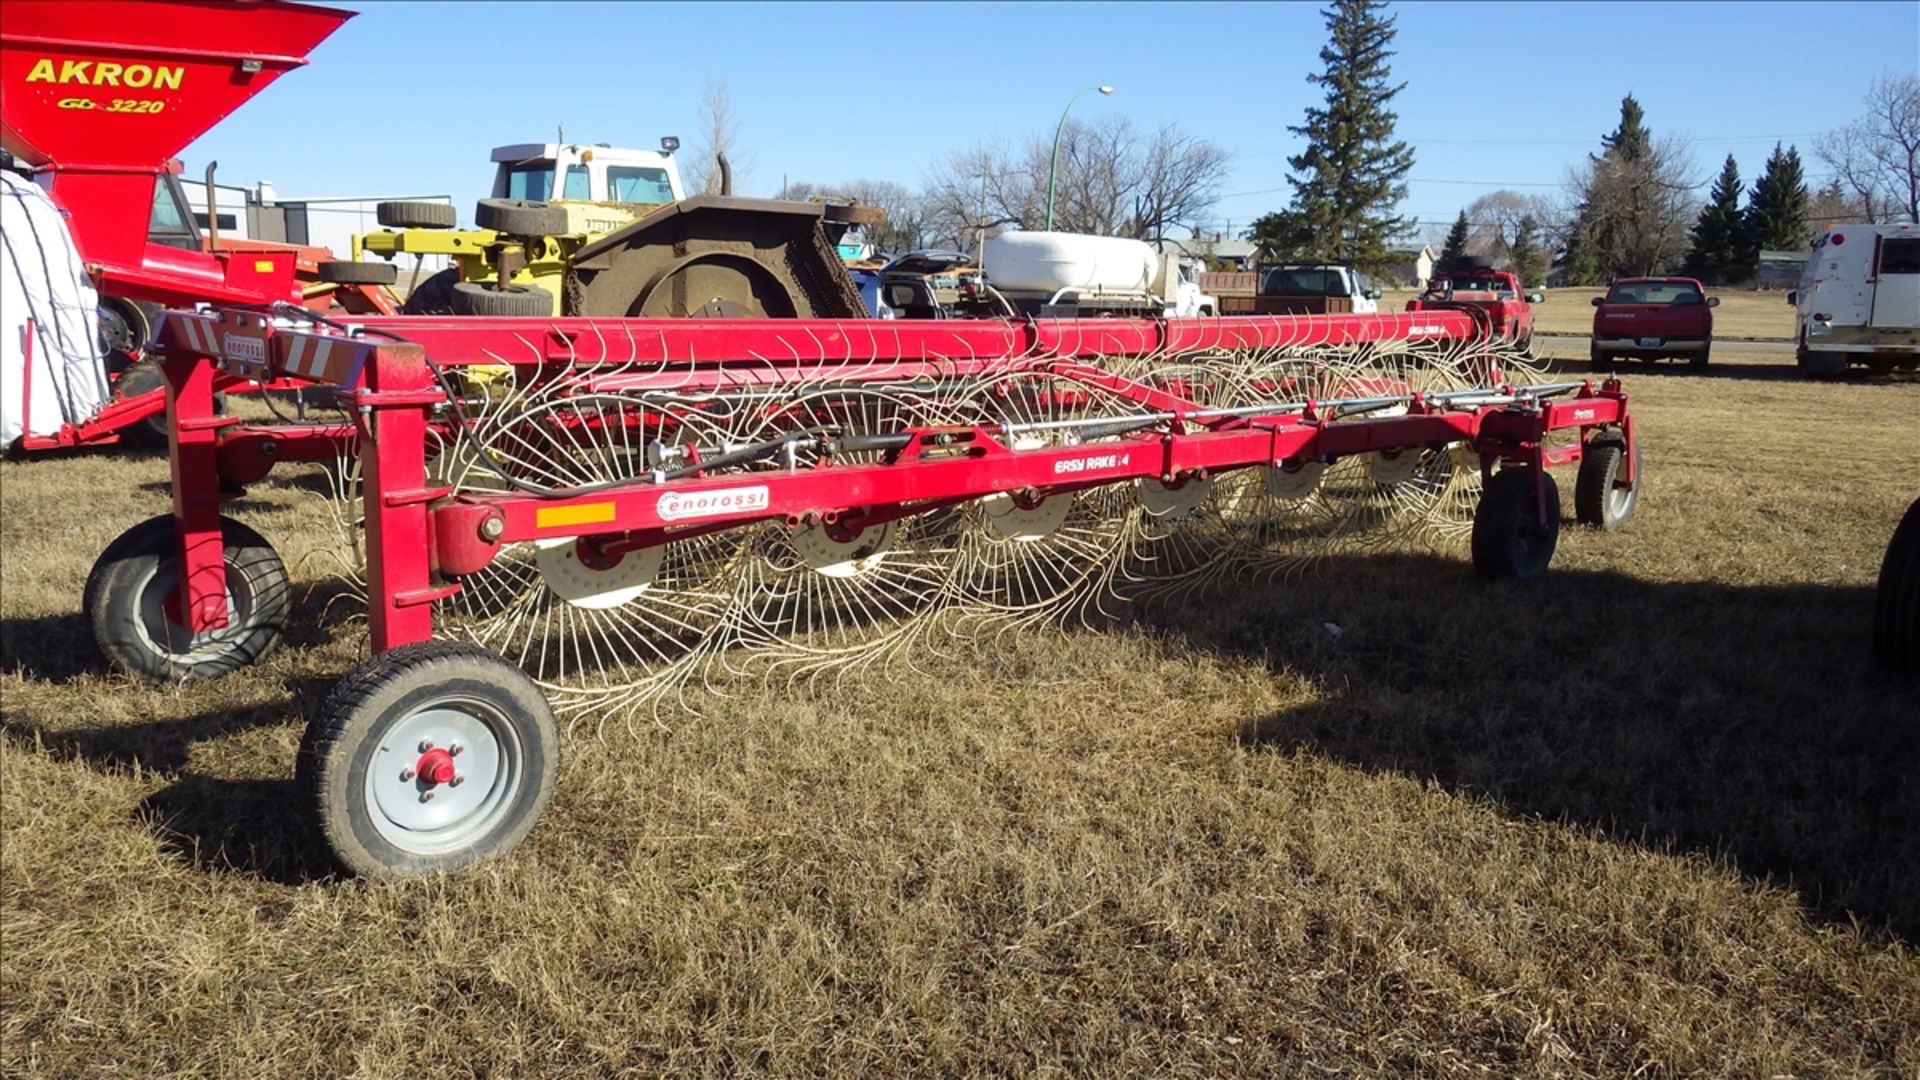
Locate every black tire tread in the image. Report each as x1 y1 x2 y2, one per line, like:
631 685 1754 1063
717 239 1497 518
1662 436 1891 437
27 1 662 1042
450 281 554 317
297 640 559 879
475 198 568 237
1472 468 1560 581
84 514 289 681
1874 497 1920 675
1574 435 1637 530
376 200 457 229
316 260 398 285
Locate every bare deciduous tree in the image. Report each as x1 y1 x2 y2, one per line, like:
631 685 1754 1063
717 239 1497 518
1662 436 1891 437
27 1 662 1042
1462 190 1562 265
1564 133 1697 278
920 117 1231 249
686 77 750 196
1815 73 1920 224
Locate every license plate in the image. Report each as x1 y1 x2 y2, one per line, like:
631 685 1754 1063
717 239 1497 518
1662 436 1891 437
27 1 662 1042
1637 337 1661 348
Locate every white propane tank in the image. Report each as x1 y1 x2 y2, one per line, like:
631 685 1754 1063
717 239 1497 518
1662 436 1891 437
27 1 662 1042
983 232 1158 294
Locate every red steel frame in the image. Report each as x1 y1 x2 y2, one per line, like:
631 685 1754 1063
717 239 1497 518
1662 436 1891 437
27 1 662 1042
146 309 1637 652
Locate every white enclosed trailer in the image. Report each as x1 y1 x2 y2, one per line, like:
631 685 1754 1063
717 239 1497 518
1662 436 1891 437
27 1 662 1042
1792 221 1920 376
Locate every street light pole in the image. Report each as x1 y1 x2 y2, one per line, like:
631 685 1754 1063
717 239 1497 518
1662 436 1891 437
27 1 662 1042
1044 84 1113 232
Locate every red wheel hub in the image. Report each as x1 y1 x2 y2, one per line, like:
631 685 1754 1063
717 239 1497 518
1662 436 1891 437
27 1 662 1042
415 747 456 786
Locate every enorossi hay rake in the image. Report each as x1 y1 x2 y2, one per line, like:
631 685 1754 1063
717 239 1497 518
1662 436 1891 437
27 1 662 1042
88 306 1639 878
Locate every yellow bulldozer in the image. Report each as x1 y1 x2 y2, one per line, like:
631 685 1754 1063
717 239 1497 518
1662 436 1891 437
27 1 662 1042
354 138 881 318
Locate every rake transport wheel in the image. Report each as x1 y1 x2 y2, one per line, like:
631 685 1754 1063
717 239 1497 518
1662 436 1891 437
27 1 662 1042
1574 434 1639 530
1873 496 1920 675
431 391 749 715
1472 468 1561 581
726 384 968 676
85 515 290 681
298 641 559 879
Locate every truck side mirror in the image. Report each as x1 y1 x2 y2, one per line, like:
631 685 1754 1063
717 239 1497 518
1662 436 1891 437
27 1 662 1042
1785 290 1797 305
1368 287 1382 300
1526 292 1545 304
1590 297 1604 307
1707 297 1720 307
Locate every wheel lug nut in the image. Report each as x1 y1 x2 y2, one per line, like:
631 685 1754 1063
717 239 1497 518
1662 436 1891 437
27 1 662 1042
449 742 463 756
418 739 435 753
449 773 464 788
400 768 416 782
420 791 435 803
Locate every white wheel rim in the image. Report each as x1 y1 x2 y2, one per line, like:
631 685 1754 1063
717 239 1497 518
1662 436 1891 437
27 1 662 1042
787 518 898 579
136 560 252 663
1137 475 1213 518
365 698 519 854
533 536 664 609
1263 460 1327 501
980 491 1074 542
1370 448 1422 486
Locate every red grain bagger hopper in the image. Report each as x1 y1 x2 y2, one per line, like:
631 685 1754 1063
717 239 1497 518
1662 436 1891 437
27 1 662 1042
1 0 387 449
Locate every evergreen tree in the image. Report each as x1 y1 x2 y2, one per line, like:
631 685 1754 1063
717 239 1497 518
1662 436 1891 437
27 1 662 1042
1439 210 1471 267
1739 143 1810 270
1510 215 1549 287
1602 94 1652 161
1248 0 1415 271
1684 154 1744 283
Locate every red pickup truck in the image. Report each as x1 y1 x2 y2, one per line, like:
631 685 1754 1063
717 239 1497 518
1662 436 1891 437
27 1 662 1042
1404 261 1543 352
1589 277 1718 370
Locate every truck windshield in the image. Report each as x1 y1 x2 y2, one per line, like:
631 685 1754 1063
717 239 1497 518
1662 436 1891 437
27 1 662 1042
607 166 674 203
1606 281 1703 305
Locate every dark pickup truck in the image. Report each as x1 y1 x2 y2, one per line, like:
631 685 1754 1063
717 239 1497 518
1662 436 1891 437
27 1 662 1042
1590 276 1718 369
1217 263 1382 316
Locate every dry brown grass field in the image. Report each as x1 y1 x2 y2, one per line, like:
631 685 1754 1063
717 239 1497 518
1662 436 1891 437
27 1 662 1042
4 348 1917 1076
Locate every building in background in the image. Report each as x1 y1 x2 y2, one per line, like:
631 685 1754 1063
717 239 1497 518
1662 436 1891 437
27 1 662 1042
184 175 455 276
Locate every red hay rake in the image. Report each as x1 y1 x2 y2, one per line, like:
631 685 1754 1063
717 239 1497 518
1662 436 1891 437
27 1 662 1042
86 306 1640 877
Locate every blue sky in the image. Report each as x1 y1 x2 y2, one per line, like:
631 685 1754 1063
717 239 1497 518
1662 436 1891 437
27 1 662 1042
187 1 1920 237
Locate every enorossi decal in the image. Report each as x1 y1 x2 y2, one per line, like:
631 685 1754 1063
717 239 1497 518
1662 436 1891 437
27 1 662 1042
656 486 770 522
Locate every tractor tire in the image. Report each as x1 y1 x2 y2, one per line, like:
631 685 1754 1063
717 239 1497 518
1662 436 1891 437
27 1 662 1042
376 200 457 229
400 268 460 315
109 360 226 452
317 260 398 285
450 282 554 318
85 514 290 681
1590 344 1614 372
475 198 568 238
1472 468 1560 581
1574 435 1638 530
1874 496 1920 675
297 640 560 879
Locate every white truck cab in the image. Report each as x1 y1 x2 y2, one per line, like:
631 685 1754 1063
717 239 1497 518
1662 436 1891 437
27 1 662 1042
488 140 688 235
1791 221 1920 376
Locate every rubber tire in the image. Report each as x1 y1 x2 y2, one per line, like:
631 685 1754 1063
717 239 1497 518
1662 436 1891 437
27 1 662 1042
297 641 560 879
1472 468 1560 581
1874 496 1920 675
1574 435 1638 530
317 260 397 285
450 281 555 317
376 200 456 229
1689 345 1710 369
85 514 290 681
475 198 568 237
1590 344 1614 372
108 360 228 453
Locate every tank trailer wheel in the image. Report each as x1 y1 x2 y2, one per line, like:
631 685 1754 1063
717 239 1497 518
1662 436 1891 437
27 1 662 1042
376 200 457 229
298 641 560 879
450 281 555 318
316 260 398 286
1874 496 1920 675
84 515 290 681
475 198 568 238
1574 435 1639 531
1472 468 1560 581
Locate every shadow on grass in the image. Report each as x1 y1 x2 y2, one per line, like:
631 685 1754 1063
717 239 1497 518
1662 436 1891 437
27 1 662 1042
0 576 360 685
1128 554 1917 939
139 776 338 885
0 674 332 773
